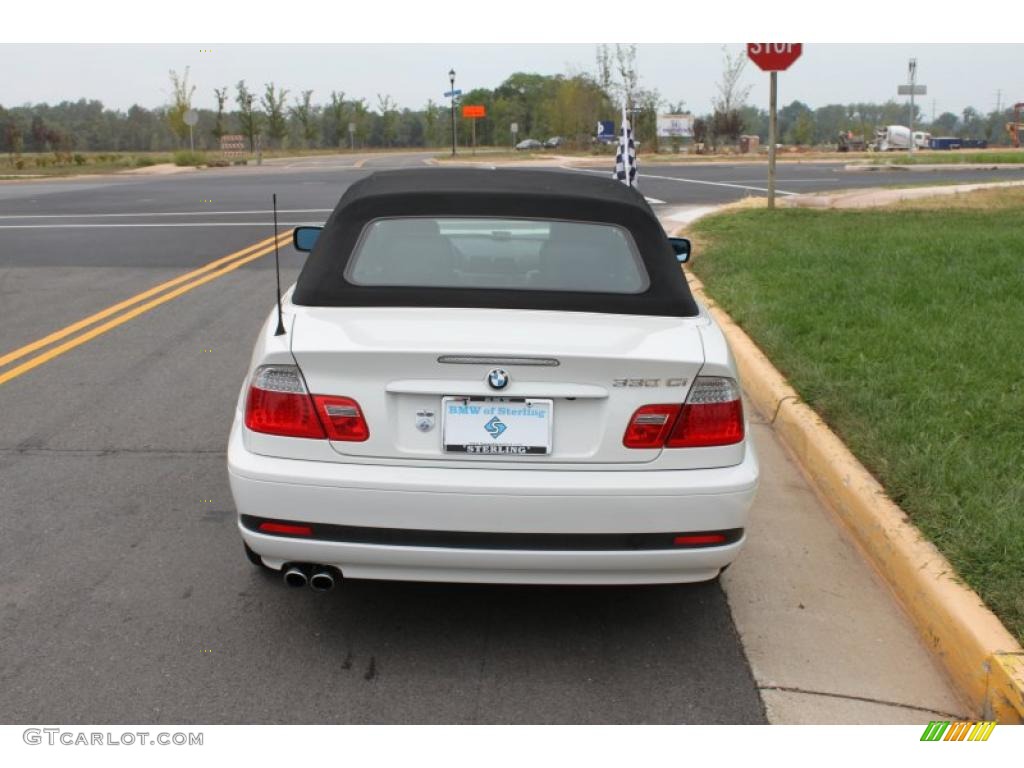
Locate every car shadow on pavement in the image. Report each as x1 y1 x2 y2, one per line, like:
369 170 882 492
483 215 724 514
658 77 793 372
234 570 766 724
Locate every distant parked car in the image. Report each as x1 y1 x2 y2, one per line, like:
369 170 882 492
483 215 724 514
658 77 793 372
543 136 564 149
515 139 543 151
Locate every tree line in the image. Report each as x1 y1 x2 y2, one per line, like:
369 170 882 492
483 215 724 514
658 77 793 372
1 47 1019 156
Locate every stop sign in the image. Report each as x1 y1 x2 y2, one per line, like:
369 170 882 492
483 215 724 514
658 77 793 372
747 43 803 72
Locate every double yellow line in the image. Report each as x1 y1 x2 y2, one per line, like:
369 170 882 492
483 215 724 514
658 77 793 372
0 231 293 387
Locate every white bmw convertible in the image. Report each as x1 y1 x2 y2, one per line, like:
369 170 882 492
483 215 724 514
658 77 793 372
228 169 758 590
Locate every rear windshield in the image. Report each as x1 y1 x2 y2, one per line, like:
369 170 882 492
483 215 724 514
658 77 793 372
345 217 649 294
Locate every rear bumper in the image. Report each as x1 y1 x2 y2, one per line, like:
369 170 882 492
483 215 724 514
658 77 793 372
228 422 758 585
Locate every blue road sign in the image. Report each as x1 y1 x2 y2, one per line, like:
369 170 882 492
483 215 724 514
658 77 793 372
443 89 463 98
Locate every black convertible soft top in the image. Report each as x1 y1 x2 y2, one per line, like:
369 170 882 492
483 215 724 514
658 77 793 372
292 168 699 317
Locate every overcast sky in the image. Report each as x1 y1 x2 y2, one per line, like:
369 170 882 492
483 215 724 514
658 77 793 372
0 44 1018 118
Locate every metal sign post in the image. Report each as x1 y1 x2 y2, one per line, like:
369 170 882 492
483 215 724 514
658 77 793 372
462 105 486 156
184 109 199 153
768 72 777 208
898 60 927 155
511 122 518 148
747 44 803 210
348 122 356 151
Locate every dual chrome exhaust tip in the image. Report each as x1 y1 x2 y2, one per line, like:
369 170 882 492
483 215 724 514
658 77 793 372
283 564 339 592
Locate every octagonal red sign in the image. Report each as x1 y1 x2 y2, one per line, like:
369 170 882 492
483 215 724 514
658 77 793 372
747 43 803 72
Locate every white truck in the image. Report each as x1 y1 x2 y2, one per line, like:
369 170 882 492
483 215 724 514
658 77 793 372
873 125 931 151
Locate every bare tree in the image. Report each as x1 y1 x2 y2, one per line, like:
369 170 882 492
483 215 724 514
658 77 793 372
167 67 196 145
711 46 752 146
235 80 263 151
595 44 614 95
289 90 318 147
326 91 347 148
212 87 228 142
377 94 397 147
261 82 290 147
614 44 639 109
712 45 752 114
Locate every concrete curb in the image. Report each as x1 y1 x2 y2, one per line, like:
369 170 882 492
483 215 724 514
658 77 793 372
845 162 1024 172
676 228 1024 723
780 180 1024 210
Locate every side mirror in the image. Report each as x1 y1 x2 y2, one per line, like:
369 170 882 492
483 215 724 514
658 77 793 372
293 226 323 252
668 237 691 263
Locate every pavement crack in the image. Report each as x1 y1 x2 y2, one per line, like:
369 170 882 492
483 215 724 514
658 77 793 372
758 685 966 719
770 395 800 425
470 602 495 724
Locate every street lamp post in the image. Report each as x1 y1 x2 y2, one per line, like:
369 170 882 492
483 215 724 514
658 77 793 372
449 68 457 157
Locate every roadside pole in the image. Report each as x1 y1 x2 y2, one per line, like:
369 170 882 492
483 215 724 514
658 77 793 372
349 122 355 151
768 71 777 209
184 109 198 155
746 44 803 211
461 105 486 156
444 72 461 158
898 61 926 155
909 59 917 156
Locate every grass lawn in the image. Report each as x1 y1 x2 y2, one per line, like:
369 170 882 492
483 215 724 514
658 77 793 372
690 188 1024 642
0 151 176 177
857 150 1024 165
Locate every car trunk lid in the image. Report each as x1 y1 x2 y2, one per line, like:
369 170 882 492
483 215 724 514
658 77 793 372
290 307 706 466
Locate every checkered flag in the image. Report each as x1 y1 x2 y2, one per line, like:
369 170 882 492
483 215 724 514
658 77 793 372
613 108 638 188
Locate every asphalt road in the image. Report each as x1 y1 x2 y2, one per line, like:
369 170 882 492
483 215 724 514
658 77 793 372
1 152 1017 724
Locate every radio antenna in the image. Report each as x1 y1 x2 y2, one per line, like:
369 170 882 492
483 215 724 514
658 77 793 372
272 193 286 336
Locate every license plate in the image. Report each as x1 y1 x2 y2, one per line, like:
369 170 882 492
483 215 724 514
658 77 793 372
442 397 553 455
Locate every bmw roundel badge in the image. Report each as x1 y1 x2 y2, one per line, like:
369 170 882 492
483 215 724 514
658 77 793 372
487 368 510 390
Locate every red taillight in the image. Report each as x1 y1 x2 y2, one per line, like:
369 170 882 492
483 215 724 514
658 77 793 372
244 365 326 439
258 521 313 536
673 533 727 547
667 377 744 448
624 377 744 449
623 403 682 448
313 395 370 442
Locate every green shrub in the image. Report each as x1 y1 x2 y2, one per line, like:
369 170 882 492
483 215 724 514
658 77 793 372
173 150 206 167
73 153 87 165
134 156 156 168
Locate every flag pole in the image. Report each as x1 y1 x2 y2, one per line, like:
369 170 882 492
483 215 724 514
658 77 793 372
622 102 629 187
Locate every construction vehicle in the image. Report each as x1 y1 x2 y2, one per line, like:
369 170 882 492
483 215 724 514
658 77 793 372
837 131 866 152
873 125 932 151
1008 102 1024 149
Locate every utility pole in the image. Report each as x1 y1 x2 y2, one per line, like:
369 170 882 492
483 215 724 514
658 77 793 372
996 89 1002 114
908 58 917 155
448 69 457 157
897 59 925 154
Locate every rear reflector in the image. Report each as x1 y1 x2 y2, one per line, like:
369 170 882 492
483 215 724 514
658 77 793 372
258 521 314 537
673 533 728 547
313 395 370 442
244 365 326 439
